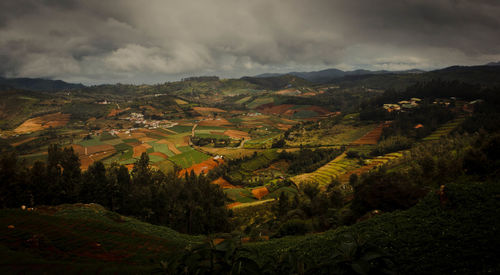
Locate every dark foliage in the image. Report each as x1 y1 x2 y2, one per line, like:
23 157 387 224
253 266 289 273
0 148 230 235
279 148 343 174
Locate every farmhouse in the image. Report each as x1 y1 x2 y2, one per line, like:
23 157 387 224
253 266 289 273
383 104 401 112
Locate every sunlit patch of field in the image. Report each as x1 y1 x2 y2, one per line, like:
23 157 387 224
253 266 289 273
14 112 70 134
167 146 210 169
178 158 223 177
287 124 378 147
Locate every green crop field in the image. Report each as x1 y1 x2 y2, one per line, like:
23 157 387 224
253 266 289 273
291 110 319 119
167 147 210 168
113 143 132 152
99 132 116 141
102 138 123 145
122 138 139 143
78 136 104 147
263 186 298 200
247 97 274 109
228 150 280 183
169 125 193 133
224 188 258 203
150 142 175 157
156 160 175 174
147 154 165 163
240 150 279 172
235 96 252 104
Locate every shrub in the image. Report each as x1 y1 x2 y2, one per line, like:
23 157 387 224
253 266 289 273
371 135 413 156
277 219 310 237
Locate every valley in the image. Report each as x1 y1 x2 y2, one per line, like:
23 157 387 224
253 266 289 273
1 67 500 274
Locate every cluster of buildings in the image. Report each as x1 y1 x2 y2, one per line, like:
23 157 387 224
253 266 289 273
124 112 177 129
246 112 262 117
383 98 422 112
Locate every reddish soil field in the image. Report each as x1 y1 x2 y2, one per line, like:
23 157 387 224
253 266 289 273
140 105 157 111
257 103 295 115
276 123 293 131
79 155 93 170
11 137 37 147
156 139 182 154
130 132 146 139
305 105 333 115
86 144 115 155
227 202 242 208
351 122 390 145
275 89 299 95
138 137 156 143
211 177 238 189
193 107 227 116
14 112 70 134
178 159 224 177
182 136 191 146
223 130 250 139
117 132 133 139
71 144 86 155
198 118 232 126
251 187 269 200
79 150 116 170
300 92 316 96
148 129 171 137
71 144 114 156
229 110 245 114
132 143 152 158
107 107 130 117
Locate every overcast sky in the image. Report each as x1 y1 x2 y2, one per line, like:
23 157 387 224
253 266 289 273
1 0 499 85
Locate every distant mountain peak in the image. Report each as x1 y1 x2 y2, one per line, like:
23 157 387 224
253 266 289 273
254 68 426 83
0 76 85 92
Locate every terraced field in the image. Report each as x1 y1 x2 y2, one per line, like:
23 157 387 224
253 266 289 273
422 117 465 141
292 151 405 187
338 152 405 185
291 154 359 186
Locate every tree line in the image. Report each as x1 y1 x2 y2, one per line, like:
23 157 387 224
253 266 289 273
0 146 230 234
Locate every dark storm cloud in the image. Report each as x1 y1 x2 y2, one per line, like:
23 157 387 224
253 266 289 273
0 0 499 84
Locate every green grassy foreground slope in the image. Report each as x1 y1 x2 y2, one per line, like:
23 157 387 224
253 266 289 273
1 180 499 274
0 204 202 274
248 180 500 274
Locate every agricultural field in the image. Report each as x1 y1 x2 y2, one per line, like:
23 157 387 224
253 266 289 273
167 147 211 169
246 96 274 109
422 117 465 141
13 112 70 134
350 122 389 145
227 150 280 184
287 123 378 147
291 150 406 188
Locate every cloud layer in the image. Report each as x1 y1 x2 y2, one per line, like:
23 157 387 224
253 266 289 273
1 0 499 84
